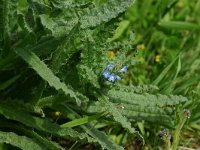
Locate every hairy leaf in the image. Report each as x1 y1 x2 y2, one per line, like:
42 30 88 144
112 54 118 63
0 103 94 143
14 48 88 105
0 131 44 150
98 96 144 143
80 0 134 29
107 89 187 107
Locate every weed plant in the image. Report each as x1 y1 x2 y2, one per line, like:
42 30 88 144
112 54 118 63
0 0 200 149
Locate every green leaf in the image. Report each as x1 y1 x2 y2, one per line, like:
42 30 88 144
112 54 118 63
36 99 123 150
107 89 187 107
163 55 182 94
80 0 134 29
55 104 123 150
36 95 67 108
111 84 159 94
109 20 130 41
61 112 107 128
83 126 124 150
159 21 200 30
18 13 33 32
0 131 44 150
14 48 88 105
153 56 178 85
0 0 8 42
87 85 187 124
29 131 64 150
78 64 100 88
87 101 173 123
39 14 78 37
0 121 65 150
121 104 172 122
0 103 94 143
18 0 28 13
0 143 4 149
31 36 65 56
98 96 144 143
50 23 80 72
0 75 20 90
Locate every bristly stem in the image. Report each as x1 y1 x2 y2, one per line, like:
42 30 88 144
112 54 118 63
171 109 190 150
160 129 171 150
166 137 171 150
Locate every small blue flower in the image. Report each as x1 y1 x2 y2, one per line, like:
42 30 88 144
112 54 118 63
116 75 121 81
108 73 117 82
119 66 127 73
107 64 114 70
103 70 110 79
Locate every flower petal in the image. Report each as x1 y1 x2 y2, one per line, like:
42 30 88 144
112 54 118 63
108 73 117 82
107 64 115 69
119 66 127 73
103 70 110 79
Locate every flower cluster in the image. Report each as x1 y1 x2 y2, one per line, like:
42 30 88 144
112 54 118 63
183 109 191 118
159 129 171 140
102 64 127 83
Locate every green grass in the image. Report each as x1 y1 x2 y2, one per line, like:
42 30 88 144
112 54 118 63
124 0 200 148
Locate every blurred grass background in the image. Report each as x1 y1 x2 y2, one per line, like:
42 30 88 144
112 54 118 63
120 0 200 149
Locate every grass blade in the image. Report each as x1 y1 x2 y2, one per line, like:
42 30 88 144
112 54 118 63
153 56 178 85
159 21 200 30
61 112 107 128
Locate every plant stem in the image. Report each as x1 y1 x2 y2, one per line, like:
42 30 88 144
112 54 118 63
171 116 187 150
166 137 171 150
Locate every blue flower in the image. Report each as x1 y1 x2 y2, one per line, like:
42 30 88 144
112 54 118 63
107 64 114 70
116 75 121 81
108 73 117 82
119 66 127 73
103 70 110 79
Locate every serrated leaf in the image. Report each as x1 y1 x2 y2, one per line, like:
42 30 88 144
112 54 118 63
98 96 144 143
107 89 187 107
14 48 89 106
0 131 44 150
39 14 78 37
50 23 80 72
18 13 33 32
87 101 173 122
0 103 94 143
78 64 100 88
80 0 134 29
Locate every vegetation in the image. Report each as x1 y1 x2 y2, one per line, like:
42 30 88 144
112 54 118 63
0 0 199 149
